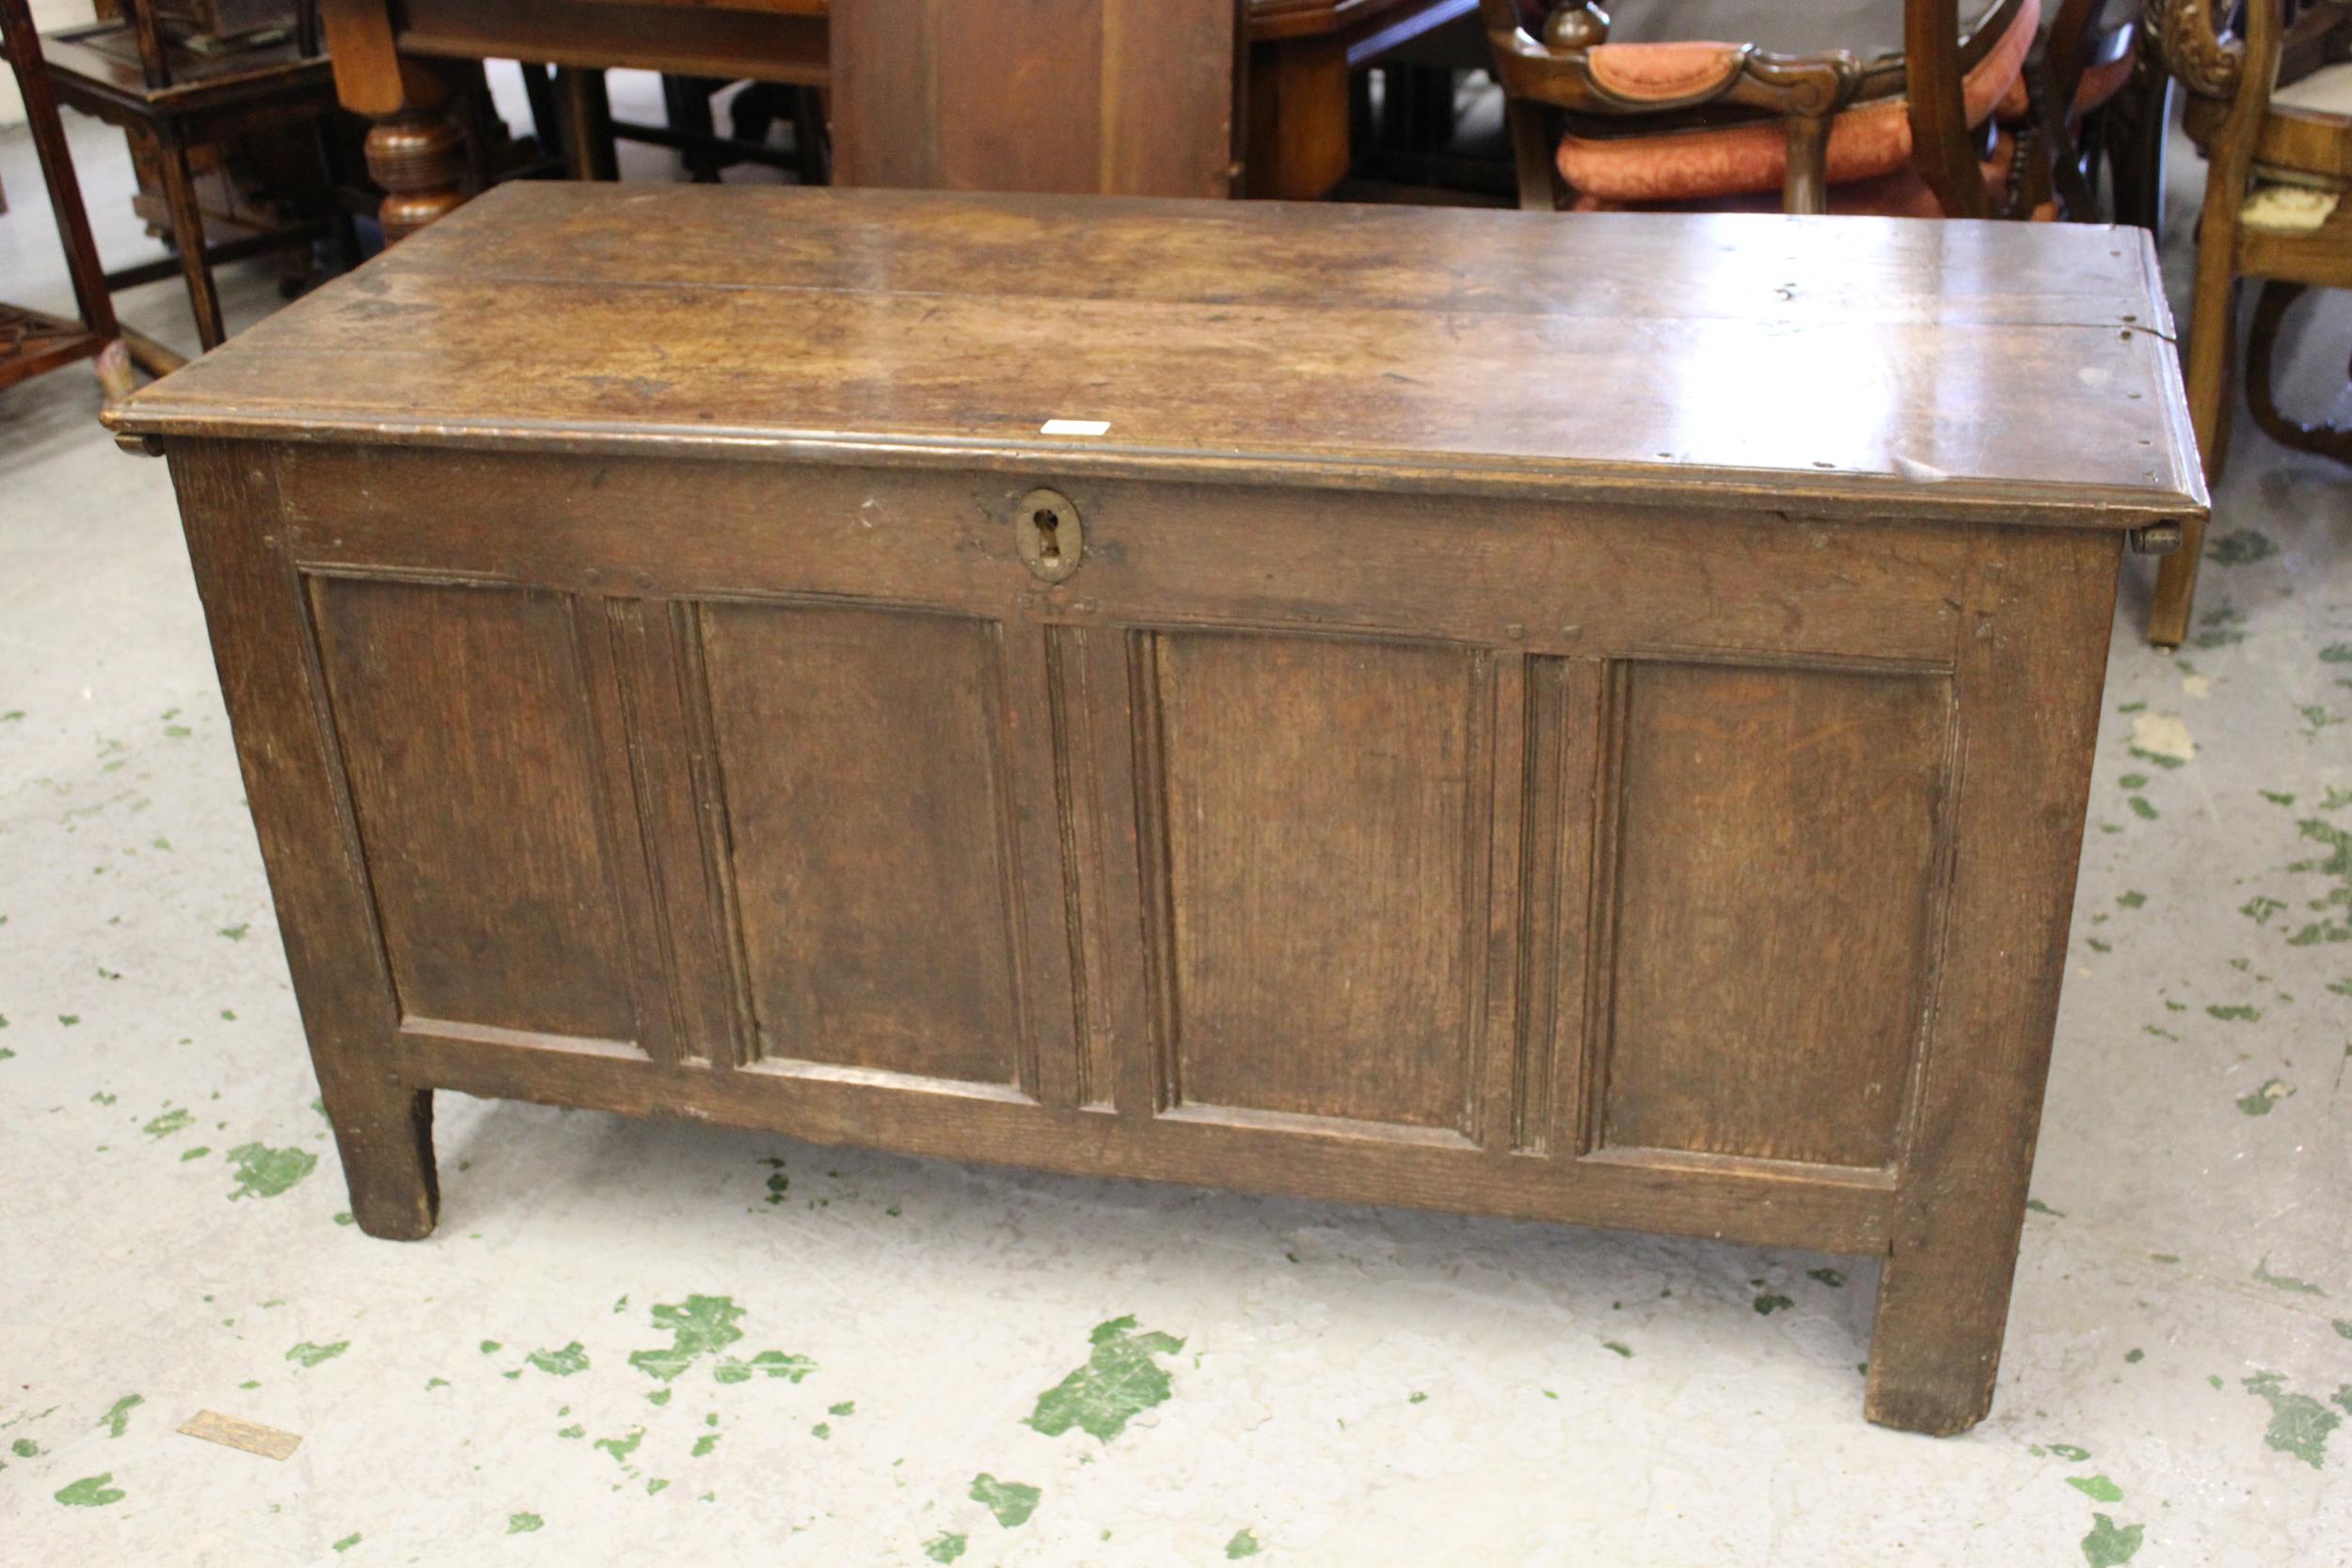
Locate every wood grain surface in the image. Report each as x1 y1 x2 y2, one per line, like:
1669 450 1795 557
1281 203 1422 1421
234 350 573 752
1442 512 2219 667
110 183 2206 526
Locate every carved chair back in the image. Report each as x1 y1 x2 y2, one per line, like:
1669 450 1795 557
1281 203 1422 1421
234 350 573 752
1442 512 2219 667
1480 0 2128 214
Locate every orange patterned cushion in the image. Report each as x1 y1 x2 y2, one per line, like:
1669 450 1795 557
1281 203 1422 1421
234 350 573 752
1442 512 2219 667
1585 41 1750 102
1566 136 2055 220
1555 0 2040 204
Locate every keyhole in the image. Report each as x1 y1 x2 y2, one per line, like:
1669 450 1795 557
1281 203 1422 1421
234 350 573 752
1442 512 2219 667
1032 507 1062 562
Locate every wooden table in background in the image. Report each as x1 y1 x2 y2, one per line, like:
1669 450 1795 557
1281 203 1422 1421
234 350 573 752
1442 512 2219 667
319 0 1473 236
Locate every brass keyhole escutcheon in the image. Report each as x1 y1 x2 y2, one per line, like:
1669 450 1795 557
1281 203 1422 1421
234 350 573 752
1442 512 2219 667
1015 488 1084 583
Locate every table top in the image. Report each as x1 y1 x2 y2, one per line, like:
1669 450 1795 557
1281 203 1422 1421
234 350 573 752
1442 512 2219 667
110 182 2206 527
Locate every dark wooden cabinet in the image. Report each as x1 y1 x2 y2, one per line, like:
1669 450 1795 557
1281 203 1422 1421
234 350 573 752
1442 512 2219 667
111 184 2205 1435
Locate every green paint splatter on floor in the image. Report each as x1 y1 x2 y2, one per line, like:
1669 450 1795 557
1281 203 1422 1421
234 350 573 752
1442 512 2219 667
181 1146 210 1162
507 1513 543 1534
217 924 248 941
970 1473 1041 1528
2241 895 2288 925
11 1437 40 1458
645 1389 671 1406
426 1378 450 1390
1027 1316 1185 1443
924 1531 967 1562
1226 1528 1263 1559
1752 1293 1793 1315
557 1425 584 1440
2206 1004 2261 1022
54 1474 124 1508
331 1533 360 1552
2283 819 2350 947
1602 1340 1633 1357
713 1350 815 1385
2067 1475 2123 1502
829 1401 854 1417
225 1142 316 1200
1807 1267 1846 1288
2252 1257 2326 1295
647 1479 669 1495
2080 1513 2143 1566
2237 1079 2294 1115
287 1340 349 1369
2044 1443 2090 1462
2124 1349 2145 1364
142 1107 193 1138
809 1422 829 1439
594 1428 644 1465
2117 891 2146 909
527 1342 590 1377
2333 1319 2352 1339
2209 530 2279 565
628 1296 810 1384
2126 797 2158 820
2243 1371 2338 1467
691 1433 719 1458
2027 1199 2066 1217
96 1394 142 1437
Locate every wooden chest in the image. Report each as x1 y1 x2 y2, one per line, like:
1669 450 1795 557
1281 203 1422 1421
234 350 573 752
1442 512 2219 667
110 184 2204 1433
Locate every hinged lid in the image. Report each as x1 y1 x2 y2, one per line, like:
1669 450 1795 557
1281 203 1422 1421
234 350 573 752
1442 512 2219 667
105 182 2207 529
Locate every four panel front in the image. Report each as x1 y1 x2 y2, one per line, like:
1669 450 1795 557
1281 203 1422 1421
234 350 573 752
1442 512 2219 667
300 576 1957 1177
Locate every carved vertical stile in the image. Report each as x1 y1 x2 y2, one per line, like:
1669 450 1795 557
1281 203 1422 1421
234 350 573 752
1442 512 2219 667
980 620 1039 1101
569 595 680 1063
993 617 1087 1109
1126 629 1183 1114
1507 656 1608 1157
1573 658 1629 1157
1046 626 1116 1110
674 600 755 1069
1477 651 1527 1153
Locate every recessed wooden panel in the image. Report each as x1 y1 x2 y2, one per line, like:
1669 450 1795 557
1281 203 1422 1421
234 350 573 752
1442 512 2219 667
1149 631 1485 1133
308 576 636 1042
697 602 1025 1086
1601 661 1950 1169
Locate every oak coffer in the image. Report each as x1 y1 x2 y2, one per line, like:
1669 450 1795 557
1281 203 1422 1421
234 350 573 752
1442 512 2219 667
108 183 2206 1433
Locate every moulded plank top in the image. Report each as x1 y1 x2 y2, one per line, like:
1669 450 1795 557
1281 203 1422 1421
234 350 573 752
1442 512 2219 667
108 182 2207 527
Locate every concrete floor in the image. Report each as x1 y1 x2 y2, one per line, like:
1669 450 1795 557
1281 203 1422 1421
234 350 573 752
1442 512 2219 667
3 84 2349 1568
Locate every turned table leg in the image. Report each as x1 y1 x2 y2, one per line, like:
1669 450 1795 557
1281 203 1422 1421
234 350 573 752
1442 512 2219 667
321 0 469 241
366 111 469 242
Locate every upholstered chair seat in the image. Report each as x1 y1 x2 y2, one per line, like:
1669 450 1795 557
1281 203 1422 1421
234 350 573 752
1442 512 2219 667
1554 0 2043 208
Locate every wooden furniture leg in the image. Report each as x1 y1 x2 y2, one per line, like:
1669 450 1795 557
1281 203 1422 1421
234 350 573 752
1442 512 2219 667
0 0 128 394
172 440 440 1240
151 126 227 350
2246 279 2352 462
321 0 469 240
1248 33 1352 198
2148 191 2243 645
1865 527 2117 1433
555 66 617 181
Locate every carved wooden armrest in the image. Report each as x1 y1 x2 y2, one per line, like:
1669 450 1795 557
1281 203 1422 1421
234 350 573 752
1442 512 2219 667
2144 0 2244 98
1480 1 1865 119
1477 0 1867 210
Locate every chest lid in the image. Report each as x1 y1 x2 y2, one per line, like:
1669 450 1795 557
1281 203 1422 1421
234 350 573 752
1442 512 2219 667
105 182 2205 529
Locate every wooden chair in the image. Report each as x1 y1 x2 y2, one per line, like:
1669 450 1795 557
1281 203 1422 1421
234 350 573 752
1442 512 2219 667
21 0 357 355
1478 0 2138 217
0 0 141 398
2145 0 2352 647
